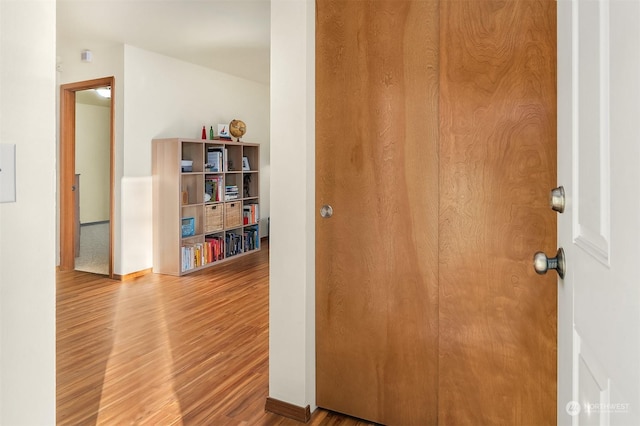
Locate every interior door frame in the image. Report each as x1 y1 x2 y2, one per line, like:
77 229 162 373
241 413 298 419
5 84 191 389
60 76 115 278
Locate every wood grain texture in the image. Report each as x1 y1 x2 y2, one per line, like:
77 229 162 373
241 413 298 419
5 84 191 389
265 398 311 422
316 1 440 424
438 1 557 424
113 267 153 281
59 86 76 271
58 241 374 425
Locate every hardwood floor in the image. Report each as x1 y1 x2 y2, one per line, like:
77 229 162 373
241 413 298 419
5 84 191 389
57 241 374 425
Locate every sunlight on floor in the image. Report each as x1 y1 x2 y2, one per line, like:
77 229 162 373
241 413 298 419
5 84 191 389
96 282 183 424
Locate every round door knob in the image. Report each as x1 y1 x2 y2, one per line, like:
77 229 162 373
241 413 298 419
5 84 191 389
533 248 566 279
550 186 565 213
320 205 333 218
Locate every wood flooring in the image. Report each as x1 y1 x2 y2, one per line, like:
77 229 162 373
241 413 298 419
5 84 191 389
57 241 373 425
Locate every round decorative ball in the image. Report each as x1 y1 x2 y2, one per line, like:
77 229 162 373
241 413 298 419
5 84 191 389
229 119 247 140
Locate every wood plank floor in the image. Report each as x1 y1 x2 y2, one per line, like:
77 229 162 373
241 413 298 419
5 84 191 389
57 240 374 425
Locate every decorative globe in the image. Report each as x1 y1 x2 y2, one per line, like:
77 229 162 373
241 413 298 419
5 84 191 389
229 119 247 141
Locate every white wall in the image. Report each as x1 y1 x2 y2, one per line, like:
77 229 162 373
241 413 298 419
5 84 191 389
0 0 317 421
0 0 56 424
76 102 111 223
57 43 270 275
56 42 125 269
120 45 270 274
269 0 316 410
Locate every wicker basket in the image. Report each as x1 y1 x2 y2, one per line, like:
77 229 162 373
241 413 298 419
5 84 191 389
224 202 242 229
204 204 223 233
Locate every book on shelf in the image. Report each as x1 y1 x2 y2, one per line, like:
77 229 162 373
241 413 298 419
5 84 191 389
181 242 205 272
205 236 225 262
182 236 227 271
225 232 243 257
206 148 223 172
225 185 239 201
243 226 260 251
242 204 259 225
205 175 224 202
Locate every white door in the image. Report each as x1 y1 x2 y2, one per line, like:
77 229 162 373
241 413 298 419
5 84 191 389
557 1 640 424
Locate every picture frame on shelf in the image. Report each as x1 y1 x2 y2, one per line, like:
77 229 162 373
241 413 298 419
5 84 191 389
218 124 231 140
242 156 250 171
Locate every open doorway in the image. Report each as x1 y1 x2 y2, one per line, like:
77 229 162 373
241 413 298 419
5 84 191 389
60 76 115 278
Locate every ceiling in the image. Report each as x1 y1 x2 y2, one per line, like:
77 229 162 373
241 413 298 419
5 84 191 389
57 0 271 85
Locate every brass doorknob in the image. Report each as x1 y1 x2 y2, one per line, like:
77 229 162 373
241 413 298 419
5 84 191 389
533 248 566 279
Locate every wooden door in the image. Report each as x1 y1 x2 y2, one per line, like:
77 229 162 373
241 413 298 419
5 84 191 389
315 1 440 424
557 1 640 424
438 1 556 424
316 1 556 424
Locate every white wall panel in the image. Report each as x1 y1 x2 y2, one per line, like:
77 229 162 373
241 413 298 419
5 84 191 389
574 0 611 265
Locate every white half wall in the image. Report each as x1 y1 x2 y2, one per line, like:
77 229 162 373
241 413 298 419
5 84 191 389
0 0 56 424
269 0 316 410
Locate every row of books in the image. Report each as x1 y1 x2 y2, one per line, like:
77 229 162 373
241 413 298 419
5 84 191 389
181 236 225 271
243 204 259 225
205 236 225 263
226 232 243 257
225 185 239 201
205 175 224 202
244 226 260 251
205 147 240 172
181 231 259 271
205 148 230 172
225 228 260 258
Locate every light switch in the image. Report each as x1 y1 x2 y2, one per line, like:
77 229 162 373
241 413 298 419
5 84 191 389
0 144 16 203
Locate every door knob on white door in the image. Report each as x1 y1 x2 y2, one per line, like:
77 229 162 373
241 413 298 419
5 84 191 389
533 248 566 279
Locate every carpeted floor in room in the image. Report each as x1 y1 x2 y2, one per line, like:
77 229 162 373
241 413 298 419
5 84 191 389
75 221 109 275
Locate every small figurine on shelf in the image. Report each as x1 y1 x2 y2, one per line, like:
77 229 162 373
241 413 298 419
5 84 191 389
243 174 251 198
201 126 206 139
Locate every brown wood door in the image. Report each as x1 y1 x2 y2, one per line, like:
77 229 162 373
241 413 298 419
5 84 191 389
316 1 557 425
316 1 440 424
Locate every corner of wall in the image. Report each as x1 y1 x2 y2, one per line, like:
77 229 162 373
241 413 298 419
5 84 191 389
269 0 316 411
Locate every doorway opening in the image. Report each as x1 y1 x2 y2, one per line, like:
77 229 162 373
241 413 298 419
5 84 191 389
60 76 115 278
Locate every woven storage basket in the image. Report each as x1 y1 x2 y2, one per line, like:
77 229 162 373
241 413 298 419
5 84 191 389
224 202 242 229
204 204 223 233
